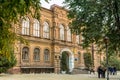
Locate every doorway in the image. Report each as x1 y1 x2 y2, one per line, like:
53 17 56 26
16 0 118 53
60 48 74 73
60 51 69 73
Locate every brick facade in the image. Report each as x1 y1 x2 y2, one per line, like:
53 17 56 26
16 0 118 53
10 4 104 74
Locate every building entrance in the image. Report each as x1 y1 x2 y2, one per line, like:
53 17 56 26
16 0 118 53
60 48 74 73
60 51 69 73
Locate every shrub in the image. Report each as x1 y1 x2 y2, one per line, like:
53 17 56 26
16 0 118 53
60 52 69 72
0 52 16 73
83 52 92 69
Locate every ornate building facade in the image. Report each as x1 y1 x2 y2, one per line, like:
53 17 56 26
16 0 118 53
11 4 104 74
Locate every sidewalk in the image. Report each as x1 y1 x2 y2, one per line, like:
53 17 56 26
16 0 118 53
0 72 120 80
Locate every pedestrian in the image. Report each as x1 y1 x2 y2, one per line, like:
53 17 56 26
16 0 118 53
97 66 102 78
108 66 113 75
113 66 117 75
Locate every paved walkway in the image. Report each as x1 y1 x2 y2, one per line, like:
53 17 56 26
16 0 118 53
0 72 120 80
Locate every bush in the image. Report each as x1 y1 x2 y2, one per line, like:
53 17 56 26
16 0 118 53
60 52 69 72
83 52 92 69
0 52 16 73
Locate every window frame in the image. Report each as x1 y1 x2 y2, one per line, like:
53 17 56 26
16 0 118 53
33 48 40 61
44 49 50 62
67 27 72 42
33 19 40 37
43 22 49 39
22 17 30 35
22 47 29 61
76 35 80 44
59 24 64 40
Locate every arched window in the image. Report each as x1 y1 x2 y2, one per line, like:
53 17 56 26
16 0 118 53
59 24 64 40
67 27 71 42
22 17 30 35
33 48 40 61
76 35 80 44
44 49 49 62
81 33 84 43
33 19 40 37
78 52 81 63
22 47 29 61
43 22 49 38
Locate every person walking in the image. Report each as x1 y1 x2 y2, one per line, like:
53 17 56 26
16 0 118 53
113 66 117 75
97 66 102 78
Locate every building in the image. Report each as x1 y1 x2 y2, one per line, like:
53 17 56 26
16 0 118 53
10 4 104 74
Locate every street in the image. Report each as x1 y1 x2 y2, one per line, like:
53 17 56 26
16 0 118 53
0 72 120 80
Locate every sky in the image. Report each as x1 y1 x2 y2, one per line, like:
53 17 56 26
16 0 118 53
41 0 64 9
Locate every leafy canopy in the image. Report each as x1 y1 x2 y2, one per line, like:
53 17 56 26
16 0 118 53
0 0 48 73
64 0 120 53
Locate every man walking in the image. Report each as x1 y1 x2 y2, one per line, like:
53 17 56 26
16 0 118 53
97 66 102 78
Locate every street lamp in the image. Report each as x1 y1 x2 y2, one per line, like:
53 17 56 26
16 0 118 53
104 36 109 80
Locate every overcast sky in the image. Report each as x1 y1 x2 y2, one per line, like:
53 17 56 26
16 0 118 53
41 0 64 9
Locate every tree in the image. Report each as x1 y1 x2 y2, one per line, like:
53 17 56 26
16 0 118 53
0 0 48 73
101 55 120 70
64 0 120 54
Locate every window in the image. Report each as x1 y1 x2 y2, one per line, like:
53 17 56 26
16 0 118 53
103 57 106 61
67 27 71 42
33 48 40 61
81 33 84 43
43 22 49 38
59 24 64 40
76 35 80 44
33 19 40 37
44 49 49 62
22 47 29 61
22 17 30 35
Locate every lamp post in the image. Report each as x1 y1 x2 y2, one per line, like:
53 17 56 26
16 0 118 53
104 36 109 80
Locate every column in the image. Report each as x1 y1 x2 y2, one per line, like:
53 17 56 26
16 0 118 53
54 53 60 73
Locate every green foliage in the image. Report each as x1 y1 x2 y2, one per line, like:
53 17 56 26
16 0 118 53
0 51 16 73
0 0 41 22
64 0 120 54
101 56 120 70
0 0 47 73
60 52 69 72
83 52 92 69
